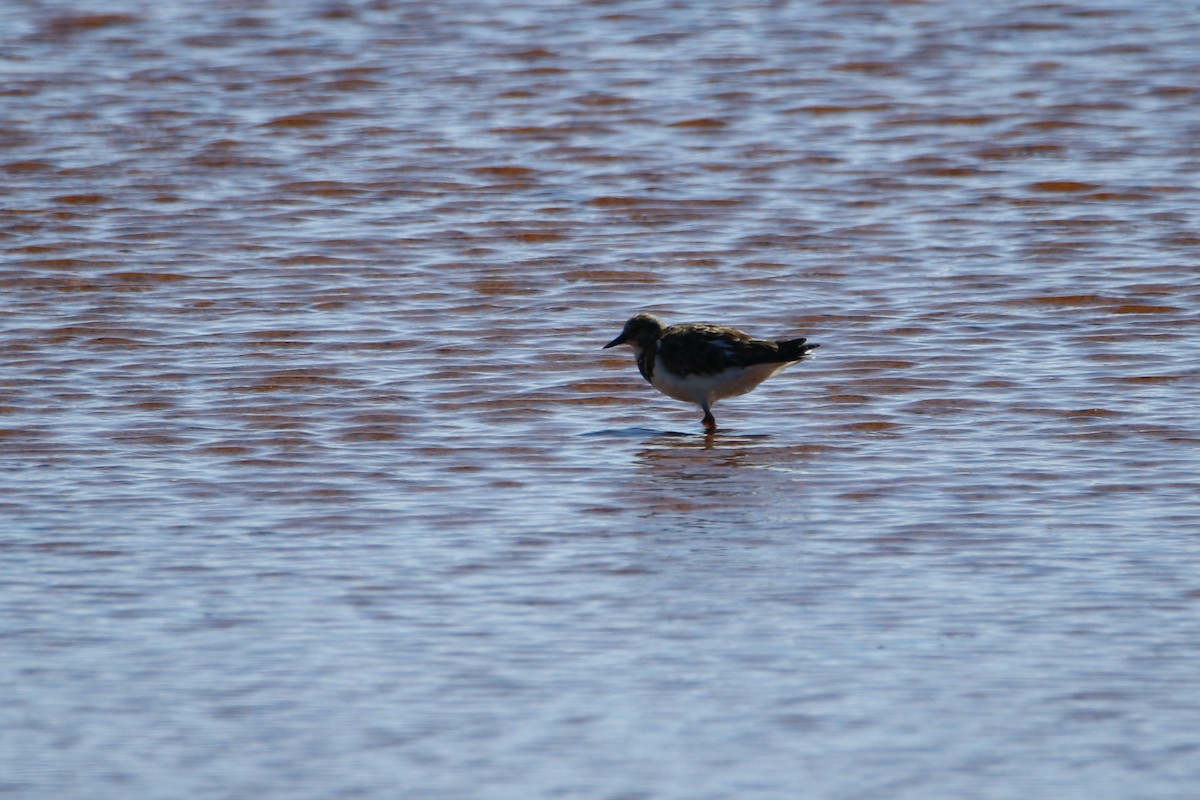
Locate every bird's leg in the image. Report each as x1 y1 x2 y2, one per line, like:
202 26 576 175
701 401 717 431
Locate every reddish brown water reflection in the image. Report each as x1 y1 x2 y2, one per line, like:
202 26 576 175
2 2 1199 798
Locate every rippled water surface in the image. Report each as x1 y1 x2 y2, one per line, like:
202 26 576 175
3 1 1200 798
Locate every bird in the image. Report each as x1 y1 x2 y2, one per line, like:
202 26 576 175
602 313 819 431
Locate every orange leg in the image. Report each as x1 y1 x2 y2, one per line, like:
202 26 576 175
702 409 717 431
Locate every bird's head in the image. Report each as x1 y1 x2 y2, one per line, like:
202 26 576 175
603 313 665 351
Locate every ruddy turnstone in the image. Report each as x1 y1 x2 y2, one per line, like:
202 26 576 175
603 313 819 431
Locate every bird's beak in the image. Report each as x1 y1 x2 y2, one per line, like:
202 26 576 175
602 332 627 349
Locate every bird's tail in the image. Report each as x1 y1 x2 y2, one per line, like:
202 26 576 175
779 338 819 362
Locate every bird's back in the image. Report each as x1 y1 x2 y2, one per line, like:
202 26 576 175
658 323 818 378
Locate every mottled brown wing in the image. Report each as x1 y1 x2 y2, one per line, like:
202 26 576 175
657 324 788 377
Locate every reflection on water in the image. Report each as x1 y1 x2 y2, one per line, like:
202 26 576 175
2 0 1199 798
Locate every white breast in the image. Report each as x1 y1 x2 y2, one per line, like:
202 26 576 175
649 356 790 406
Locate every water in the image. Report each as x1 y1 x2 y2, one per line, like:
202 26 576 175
2 1 1199 798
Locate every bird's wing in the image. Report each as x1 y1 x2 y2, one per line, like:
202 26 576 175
658 325 786 376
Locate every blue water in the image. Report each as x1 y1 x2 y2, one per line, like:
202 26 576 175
2 1 1199 798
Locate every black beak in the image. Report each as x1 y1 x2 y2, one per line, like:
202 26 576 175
602 332 627 349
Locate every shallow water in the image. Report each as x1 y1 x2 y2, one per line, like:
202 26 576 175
2 1 1199 798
